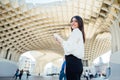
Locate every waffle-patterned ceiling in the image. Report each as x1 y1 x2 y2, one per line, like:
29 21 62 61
0 0 120 64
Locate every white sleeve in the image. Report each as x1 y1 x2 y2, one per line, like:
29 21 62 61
62 30 81 55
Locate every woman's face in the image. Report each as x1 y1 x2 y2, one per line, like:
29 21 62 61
71 18 79 29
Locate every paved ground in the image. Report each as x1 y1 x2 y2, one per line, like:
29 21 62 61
0 76 87 80
0 76 108 80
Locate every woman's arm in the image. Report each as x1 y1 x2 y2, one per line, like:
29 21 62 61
53 33 64 44
53 29 83 56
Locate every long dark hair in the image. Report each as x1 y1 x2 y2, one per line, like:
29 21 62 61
70 15 85 43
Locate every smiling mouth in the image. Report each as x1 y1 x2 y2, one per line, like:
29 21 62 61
72 25 76 26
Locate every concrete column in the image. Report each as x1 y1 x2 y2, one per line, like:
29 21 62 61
0 48 1 57
0 47 7 59
40 62 46 73
109 13 120 80
111 19 120 53
16 53 21 62
7 49 11 60
33 60 48 75
11 50 16 61
33 61 40 75
12 51 17 61
14 52 20 62
114 20 120 51
7 49 15 60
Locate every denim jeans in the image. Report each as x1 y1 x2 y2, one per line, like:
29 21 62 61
59 70 66 80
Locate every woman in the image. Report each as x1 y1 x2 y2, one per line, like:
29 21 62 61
13 68 19 80
54 15 85 80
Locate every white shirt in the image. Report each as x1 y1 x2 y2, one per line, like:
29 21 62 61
62 28 84 59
